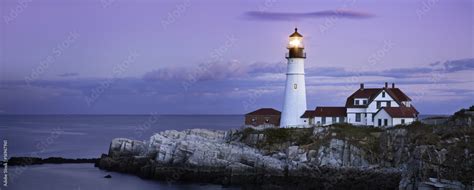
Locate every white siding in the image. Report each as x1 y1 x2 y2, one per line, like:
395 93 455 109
373 109 392 128
366 90 399 114
393 118 415 126
347 108 366 125
354 98 368 106
366 113 374 126
360 89 401 126
314 117 322 126
314 116 346 126
374 109 416 128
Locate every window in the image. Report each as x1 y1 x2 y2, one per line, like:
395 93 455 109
401 119 405 124
339 117 344 123
304 120 307 123
332 117 336 123
377 101 381 109
387 102 391 107
362 100 367 105
355 100 360 105
378 119 382 126
384 119 388 126
382 92 386 97
322 117 326 124
355 113 361 122
293 84 297 89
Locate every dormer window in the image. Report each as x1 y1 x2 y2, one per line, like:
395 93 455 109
382 92 386 97
355 99 368 105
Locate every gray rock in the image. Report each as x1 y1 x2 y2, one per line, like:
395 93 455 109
316 139 369 167
143 129 285 171
109 138 146 157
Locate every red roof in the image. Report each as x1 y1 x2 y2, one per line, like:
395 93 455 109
380 107 418 118
386 88 411 102
314 107 347 117
245 108 281 116
345 87 411 108
300 110 316 118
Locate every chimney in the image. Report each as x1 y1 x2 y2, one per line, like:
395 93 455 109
360 83 364 90
385 82 388 88
392 83 395 88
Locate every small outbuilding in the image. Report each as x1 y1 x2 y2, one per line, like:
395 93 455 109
245 108 281 127
373 107 418 128
312 107 347 126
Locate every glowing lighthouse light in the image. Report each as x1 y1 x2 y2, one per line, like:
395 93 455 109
288 35 303 48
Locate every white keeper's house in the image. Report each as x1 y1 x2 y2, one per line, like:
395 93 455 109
301 82 419 128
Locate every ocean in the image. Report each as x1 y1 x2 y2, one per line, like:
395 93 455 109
0 115 243 190
6 164 232 190
0 115 243 158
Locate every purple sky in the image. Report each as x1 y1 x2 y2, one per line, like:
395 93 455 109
1 0 473 114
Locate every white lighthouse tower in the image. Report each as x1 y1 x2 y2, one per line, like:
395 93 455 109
280 28 308 128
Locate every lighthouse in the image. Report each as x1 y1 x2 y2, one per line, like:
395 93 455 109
280 28 308 128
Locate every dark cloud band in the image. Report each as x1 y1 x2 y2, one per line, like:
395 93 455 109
244 10 374 21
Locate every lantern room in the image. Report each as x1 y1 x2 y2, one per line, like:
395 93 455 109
286 28 306 59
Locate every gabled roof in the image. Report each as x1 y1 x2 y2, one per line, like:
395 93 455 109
314 107 347 117
386 88 411 102
377 107 419 118
289 28 303 37
245 108 281 116
345 87 411 108
300 110 316 118
345 88 380 108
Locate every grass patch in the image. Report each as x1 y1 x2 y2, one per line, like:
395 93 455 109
236 127 314 149
262 127 313 146
330 123 383 140
240 127 256 140
328 123 383 155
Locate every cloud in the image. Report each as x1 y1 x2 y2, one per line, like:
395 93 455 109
306 58 474 79
142 58 474 84
1 58 472 114
143 61 285 82
440 58 474 72
244 10 374 21
58 72 79 77
143 60 247 81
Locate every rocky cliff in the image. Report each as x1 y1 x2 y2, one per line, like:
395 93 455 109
97 123 473 189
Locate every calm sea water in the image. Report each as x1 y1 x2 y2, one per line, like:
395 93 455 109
0 115 243 158
6 164 233 190
0 115 242 190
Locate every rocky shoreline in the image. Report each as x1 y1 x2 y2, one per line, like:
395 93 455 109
96 154 401 189
94 122 473 189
